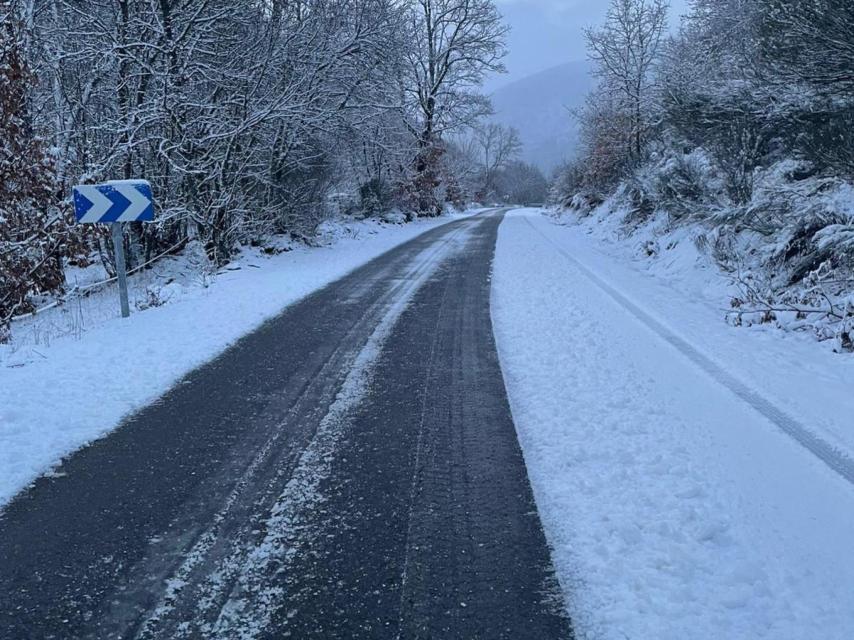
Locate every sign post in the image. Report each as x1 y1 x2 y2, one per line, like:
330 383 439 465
111 222 131 318
72 180 155 319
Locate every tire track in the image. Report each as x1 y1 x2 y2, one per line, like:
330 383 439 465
0 212 488 640
523 214 854 487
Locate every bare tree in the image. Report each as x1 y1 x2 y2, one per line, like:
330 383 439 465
405 0 508 143
402 0 509 215
585 0 669 160
473 123 521 198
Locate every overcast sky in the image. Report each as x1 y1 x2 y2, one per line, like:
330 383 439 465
486 0 691 91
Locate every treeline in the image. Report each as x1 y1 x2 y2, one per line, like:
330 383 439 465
0 0 519 335
553 0 854 347
448 123 547 206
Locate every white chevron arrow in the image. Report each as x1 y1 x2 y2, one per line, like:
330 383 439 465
76 186 113 223
115 184 151 222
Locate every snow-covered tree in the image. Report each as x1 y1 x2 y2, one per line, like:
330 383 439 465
401 0 509 215
585 0 669 161
0 0 508 331
0 1 80 336
757 0 854 177
553 0 854 349
472 123 521 200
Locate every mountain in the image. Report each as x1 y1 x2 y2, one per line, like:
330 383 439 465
488 60 594 175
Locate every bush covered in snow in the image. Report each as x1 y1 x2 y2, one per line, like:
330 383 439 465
552 0 854 351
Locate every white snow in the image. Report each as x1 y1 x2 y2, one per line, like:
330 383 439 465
491 208 854 640
0 214 473 508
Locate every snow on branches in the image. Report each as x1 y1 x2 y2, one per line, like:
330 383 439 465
0 0 510 337
0 3 84 337
552 0 854 351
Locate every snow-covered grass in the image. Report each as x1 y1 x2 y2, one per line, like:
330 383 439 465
0 213 472 508
492 208 854 640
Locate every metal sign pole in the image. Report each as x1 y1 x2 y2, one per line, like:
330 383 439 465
112 222 130 318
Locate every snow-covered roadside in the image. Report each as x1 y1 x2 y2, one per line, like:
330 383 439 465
492 209 854 640
546 203 854 454
0 213 471 508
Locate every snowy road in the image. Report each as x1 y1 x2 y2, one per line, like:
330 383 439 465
0 211 570 639
5 205 850 640
493 209 854 640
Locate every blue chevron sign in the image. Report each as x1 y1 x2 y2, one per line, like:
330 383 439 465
72 180 154 223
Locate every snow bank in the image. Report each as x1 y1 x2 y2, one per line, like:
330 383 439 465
602 156 854 351
547 202 854 454
0 215 466 508
492 209 854 640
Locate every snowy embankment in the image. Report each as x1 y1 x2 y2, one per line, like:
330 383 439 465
492 209 854 640
0 214 470 508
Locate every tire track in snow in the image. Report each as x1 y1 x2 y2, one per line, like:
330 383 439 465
130 221 479 639
522 214 854 488
0 213 494 640
200 223 478 640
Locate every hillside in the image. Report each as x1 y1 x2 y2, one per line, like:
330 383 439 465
489 61 593 174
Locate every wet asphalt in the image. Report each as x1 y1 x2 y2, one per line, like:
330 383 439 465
0 210 572 639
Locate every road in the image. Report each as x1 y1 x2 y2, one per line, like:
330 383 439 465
0 210 572 639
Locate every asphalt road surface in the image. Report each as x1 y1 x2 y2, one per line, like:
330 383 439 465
0 210 572 640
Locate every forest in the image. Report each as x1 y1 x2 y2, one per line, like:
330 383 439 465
552 0 854 350
0 0 545 337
